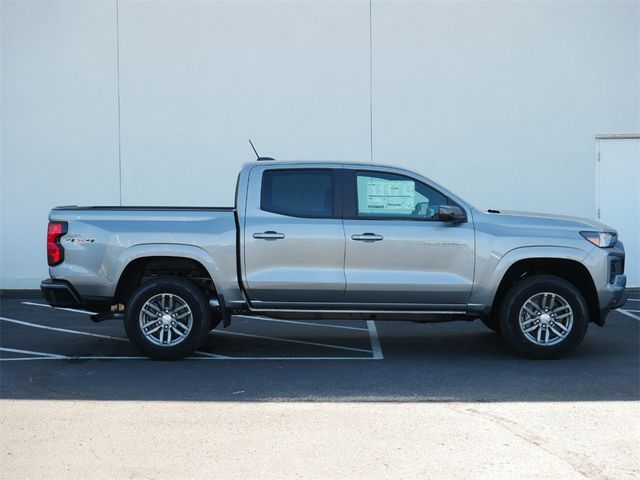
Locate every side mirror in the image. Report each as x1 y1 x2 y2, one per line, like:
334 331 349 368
438 205 467 223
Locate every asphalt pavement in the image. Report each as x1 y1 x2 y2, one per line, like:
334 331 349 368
0 294 638 402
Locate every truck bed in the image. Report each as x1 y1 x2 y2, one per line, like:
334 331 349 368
47 206 241 306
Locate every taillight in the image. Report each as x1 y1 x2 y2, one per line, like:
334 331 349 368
47 221 67 266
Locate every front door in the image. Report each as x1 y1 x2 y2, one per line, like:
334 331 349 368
342 168 475 308
243 165 346 307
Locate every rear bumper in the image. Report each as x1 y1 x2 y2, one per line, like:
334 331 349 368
41 279 115 312
40 279 82 307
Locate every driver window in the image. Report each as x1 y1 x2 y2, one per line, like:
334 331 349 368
355 171 448 220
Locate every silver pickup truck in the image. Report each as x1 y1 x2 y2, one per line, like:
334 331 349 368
42 161 627 360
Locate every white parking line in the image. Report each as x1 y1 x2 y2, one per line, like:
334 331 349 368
3 306 384 360
367 320 384 359
21 301 96 315
0 354 146 361
618 309 640 321
0 316 129 342
5 317 381 358
0 316 234 359
0 347 65 358
193 350 233 359
0 355 381 362
184 356 379 361
1 357 68 362
212 329 374 354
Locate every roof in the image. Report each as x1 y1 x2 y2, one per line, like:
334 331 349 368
242 159 404 170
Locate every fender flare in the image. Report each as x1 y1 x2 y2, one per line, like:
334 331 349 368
472 245 593 310
110 243 223 296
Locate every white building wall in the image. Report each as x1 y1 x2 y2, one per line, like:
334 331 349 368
1 0 120 288
372 1 640 216
1 0 638 289
117 0 370 206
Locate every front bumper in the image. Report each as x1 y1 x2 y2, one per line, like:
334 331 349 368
599 274 628 321
40 279 82 307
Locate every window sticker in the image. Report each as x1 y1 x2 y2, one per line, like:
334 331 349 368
358 177 415 213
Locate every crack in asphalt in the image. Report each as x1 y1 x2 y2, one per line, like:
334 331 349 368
451 405 613 480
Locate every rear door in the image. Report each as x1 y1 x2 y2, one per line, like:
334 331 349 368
342 168 475 308
242 165 346 307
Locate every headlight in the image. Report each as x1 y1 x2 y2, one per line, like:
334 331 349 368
580 231 617 248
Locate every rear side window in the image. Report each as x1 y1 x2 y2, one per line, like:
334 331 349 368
261 169 334 218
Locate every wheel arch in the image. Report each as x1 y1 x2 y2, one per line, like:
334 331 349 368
489 255 600 325
112 245 221 306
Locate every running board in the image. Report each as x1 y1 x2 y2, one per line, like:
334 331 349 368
245 307 469 321
248 307 467 314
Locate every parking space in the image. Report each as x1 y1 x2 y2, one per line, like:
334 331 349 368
0 292 638 402
617 296 640 320
0 300 382 362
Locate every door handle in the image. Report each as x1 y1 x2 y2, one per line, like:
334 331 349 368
253 231 285 240
351 233 384 241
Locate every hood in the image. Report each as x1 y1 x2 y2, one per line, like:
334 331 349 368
479 209 616 233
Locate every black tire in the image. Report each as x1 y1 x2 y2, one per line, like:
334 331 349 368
499 274 589 359
480 317 500 333
124 278 211 360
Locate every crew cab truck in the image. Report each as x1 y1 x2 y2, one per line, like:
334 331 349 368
42 161 628 360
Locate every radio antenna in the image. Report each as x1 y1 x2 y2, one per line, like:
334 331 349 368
248 139 275 161
249 139 259 159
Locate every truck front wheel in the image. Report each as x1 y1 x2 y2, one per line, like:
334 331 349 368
499 274 589 359
124 278 211 360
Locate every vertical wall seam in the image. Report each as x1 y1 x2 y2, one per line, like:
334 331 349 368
115 0 122 205
369 0 373 162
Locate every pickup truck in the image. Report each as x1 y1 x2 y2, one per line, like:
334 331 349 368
41 160 628 360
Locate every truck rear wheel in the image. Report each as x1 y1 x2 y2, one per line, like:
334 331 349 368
124 278 211 360
499 274 589 359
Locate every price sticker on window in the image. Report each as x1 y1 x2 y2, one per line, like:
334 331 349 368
364 179 415 211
